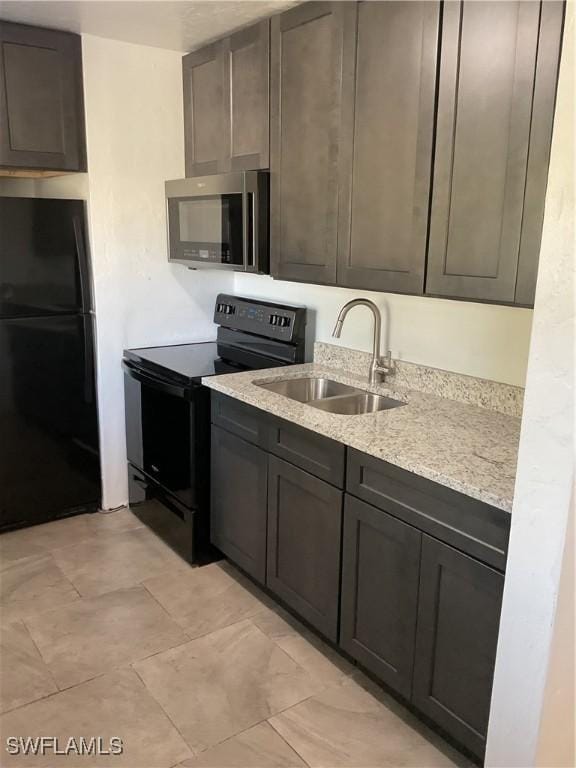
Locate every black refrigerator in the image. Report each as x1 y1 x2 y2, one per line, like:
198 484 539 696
0 197 101 531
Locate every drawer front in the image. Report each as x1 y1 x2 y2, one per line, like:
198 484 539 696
211 392 269 449
267 455 343 640
347 449 510 570
268 416 346 486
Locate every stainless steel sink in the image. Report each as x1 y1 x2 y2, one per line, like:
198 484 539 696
256 377 359 403
311 392 406 415
255 375 406 416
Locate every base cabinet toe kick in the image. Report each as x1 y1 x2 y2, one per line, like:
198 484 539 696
209 393 510 761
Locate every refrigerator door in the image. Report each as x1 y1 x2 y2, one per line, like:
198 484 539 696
0 314 101 530
0 197 92 318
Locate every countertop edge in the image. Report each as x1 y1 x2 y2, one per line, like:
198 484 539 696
202 373 516 514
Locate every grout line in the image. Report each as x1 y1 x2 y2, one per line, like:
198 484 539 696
17 619 61 694
130 664 196 757
17 590 82 630
139 582 193 639
267 717 313 767
0 512 145 569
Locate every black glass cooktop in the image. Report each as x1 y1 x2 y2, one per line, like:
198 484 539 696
124 342 243 384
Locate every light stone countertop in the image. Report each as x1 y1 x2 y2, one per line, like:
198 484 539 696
202 362 521 513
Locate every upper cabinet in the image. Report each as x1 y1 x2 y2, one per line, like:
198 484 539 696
426 0 564 304
225 22 270 171
515 1 565 306
183 20 269 177
337 1 439 294
180 0 564 306
0 22 86 173
183 41 226 176
270 2 345 285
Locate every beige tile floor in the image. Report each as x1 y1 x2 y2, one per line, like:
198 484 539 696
0 504 470 768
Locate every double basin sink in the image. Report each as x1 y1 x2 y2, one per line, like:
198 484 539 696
256 376 405 416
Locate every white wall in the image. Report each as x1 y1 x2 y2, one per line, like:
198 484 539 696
235 276 533 387
535 494 575 767
80 35 231 509
486 5 575 766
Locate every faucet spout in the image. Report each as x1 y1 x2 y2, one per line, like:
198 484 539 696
331 299 393 386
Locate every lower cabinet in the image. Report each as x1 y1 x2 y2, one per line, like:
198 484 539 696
210 425 268 583
412 536 504 758
340 495 421 699
209 399 508 761
267 456 342 641
340 497 504 759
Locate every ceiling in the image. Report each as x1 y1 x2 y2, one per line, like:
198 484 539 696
0 1 300 52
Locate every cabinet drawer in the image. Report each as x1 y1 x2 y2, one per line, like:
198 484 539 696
267 456 343 640
211 392 269 449
269 416 345 486
347 449 510 570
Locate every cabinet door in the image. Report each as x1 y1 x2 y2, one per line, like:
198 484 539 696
0 22 86 171
183 41 226 177
413 536 504 759
337 1 438 294
210 425 268 583
267 455 342 640
340 496 421 699
224 20 270 171
270 2 345 285
515 0 564 305
426 0 541 302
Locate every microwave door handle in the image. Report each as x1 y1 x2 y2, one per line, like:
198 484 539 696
242 188 257 273
252 192 258 272
242 189 250 271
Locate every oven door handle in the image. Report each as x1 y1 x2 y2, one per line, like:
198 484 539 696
122 360 189 398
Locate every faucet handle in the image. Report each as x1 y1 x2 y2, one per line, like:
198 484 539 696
379 350 394 376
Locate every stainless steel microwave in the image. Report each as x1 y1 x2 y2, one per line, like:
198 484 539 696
165 171 269 272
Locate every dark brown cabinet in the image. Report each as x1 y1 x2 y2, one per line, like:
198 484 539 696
210 425 268 583
426 0 564 304
209 394 509 761
515 0 565 306
0 22 86 172
180 0 563 305
413 536 504 758
224 22 270 171
270 2 345 285
340 495 421 698
267 456 343 640
183 20 269 176
337 1 439 294
183 41 226 176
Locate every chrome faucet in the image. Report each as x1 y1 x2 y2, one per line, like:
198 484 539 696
332 299 393 386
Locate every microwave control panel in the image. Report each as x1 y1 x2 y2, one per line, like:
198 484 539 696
214 294 306 344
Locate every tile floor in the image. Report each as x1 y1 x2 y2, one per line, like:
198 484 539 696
0 504 470 767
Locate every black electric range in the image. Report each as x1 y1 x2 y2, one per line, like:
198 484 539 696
123 294 306 564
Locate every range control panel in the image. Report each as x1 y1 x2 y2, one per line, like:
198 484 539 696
214 294 306 344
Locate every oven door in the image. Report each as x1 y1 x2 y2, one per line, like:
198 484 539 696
123 362 209 511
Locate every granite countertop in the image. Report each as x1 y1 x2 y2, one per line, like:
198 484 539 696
202 362 521 513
